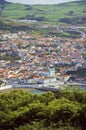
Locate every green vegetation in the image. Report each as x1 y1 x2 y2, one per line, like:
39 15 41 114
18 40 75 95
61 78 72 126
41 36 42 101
0 21 81 38
0 54 20 61
2 3 28 19
0 1 86 34
0 1 86 24
50 30 81 38
0 88 86 130
81 52 86 57
0 21 34 32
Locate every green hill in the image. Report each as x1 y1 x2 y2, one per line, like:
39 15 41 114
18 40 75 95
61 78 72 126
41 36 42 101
0 1 86 24
0 0 8 14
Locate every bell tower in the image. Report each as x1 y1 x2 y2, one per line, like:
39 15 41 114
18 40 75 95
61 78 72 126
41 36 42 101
49 65 56 77
81 48 86 69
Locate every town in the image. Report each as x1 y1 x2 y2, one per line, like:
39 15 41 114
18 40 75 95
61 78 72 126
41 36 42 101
0 24 86 91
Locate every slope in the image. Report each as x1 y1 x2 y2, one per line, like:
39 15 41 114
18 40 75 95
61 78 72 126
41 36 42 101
0 0 86 24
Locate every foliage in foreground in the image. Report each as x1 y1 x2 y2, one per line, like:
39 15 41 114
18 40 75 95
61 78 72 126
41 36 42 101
0 88 86 130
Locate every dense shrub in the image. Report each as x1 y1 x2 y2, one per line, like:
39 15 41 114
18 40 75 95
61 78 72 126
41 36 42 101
0 88 86 130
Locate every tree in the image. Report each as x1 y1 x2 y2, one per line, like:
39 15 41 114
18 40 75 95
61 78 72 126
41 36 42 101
68 11 74 16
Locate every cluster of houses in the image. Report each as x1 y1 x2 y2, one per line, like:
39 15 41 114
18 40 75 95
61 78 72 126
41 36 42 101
0 25 86 90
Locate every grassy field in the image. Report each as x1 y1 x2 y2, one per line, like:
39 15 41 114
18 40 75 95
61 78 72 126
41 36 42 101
1 1 86 24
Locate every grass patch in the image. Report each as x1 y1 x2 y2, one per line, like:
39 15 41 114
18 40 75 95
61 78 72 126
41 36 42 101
1 1 86 24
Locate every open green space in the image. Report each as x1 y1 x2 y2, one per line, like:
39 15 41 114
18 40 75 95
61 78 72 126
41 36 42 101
0 1 86 24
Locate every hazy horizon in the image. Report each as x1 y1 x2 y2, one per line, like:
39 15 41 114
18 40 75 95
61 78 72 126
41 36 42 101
6 0 79 5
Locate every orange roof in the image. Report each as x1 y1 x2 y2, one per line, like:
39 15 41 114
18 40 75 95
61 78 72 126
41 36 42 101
8 74 18 78
0 75 5 78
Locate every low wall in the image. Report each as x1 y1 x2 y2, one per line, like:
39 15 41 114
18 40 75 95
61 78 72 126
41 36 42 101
0 85 13 91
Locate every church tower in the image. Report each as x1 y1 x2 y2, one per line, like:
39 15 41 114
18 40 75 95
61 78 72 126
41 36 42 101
49 65 56 77
81 48 86 69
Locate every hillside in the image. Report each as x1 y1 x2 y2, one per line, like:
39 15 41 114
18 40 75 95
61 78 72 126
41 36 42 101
0 0 86 24
0 0 7 13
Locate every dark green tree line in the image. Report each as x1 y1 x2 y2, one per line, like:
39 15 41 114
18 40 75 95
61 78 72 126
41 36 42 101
0 88 86 130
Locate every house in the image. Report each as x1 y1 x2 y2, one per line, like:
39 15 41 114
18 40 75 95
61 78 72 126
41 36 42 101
82 61 86 69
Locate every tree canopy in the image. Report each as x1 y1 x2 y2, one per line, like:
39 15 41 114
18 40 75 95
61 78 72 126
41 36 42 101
0 88 86 130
